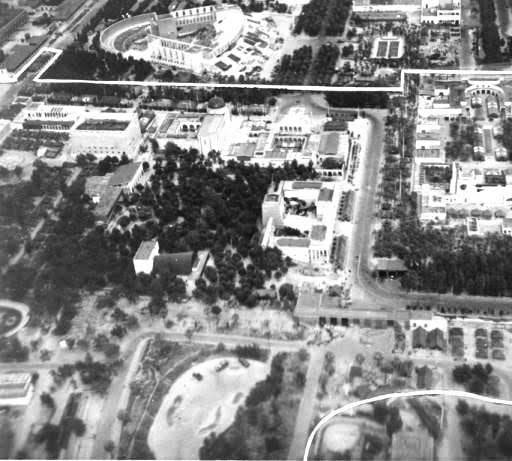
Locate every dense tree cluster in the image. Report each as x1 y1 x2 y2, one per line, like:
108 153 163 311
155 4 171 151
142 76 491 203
142 144 315 306
452 363 498 396
501 119 512 160
310 44 340 85
42 48 152 81
271 46 312 85
0 336 29 362
325 92 389 108
75 0 137 44
445 122 476 161
1 144 317 333
374 212 512 296
372 402 403 437
293 0 352 36
74 353 120 395
200 351 307 459
324 0 353 36
293 0 330 36
478 0 503 63
456 400 512 459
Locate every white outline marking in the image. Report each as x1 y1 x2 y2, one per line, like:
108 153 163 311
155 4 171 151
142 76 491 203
0 46 509 93
303 389 512 461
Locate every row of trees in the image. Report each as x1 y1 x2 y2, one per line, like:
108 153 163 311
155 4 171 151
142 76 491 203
478 0 503 63
452 363 499 396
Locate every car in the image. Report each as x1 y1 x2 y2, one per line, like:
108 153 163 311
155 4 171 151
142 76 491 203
238 357 250 368
215 360 229 373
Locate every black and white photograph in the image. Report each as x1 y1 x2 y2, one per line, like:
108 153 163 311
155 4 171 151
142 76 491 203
2 1 512 460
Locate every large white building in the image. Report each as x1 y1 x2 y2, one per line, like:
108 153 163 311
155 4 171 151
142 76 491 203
133 239 160 275
261 180 343 265
14 103 143 159
421 0 460 25
70 113 142 159
100 5 245 74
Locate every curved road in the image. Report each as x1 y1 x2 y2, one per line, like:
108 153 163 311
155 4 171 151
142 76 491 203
345 108 512 315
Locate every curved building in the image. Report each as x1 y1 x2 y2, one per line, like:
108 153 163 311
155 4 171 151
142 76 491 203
100 5 245 74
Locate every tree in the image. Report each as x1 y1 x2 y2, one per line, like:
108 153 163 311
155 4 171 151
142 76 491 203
456 399 469 416
104 440 115 458
40 392 55 409
70 418 86 437
117 409 131 425
386 407 403 437
498 419 512 458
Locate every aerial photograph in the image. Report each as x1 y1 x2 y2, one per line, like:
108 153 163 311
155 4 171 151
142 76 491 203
3 0 512 461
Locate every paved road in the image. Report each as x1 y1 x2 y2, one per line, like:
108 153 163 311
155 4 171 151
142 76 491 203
287 347 325 460
341 107 512 315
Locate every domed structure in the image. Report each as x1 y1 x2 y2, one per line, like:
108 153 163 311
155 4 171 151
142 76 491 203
208 96 225 109
207 96 227 115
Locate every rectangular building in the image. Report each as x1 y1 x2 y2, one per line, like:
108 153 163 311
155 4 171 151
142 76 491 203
0 373 33 406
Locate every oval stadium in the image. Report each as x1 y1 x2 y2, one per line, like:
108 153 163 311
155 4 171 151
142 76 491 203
100 5 245 74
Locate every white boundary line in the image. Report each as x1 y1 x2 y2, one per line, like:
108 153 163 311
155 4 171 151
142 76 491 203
1 45 510 93
303 389 512 461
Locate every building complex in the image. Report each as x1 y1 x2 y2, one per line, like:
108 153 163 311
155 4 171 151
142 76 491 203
413 76 512 235
100 5 245 74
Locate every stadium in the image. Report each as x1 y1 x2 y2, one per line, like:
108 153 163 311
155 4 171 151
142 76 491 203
100 5 245 74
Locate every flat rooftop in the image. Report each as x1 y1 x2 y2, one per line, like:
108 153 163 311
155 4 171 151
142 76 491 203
134 240 158 260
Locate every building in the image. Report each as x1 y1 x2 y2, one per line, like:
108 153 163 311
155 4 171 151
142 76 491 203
153 251 195 276
318 131 350 163
0 373 33 406
87 161 148 222
261 180 343 266
13 103 143 159
100 5 245 74
352 0 421 13
421 0 460 25
412 326 446 350
370 35 405 61
374 258 407 278
108 162 145 193
70 114 142 159
416 365 434 388
133 240 160 275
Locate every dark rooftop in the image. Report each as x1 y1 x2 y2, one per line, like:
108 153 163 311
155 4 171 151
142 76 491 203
76 119 130 131
318 188 334 201
292 181 323 190
154 252 194 276
108 162 142 187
